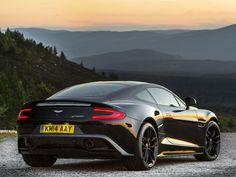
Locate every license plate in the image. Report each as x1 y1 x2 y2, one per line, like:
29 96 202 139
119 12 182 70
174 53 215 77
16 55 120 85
40 124 75 134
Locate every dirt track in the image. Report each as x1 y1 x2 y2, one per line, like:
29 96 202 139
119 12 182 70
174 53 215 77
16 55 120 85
0 133 236 177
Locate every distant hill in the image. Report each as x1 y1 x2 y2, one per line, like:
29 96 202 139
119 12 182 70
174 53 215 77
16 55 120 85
15 24 236 60
73 49 236 76
0 29 105 129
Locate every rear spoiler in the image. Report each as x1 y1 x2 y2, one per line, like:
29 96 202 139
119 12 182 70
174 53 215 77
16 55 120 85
22 99 113 108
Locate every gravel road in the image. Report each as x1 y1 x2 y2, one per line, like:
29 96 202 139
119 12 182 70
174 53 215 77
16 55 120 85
0 133 236 177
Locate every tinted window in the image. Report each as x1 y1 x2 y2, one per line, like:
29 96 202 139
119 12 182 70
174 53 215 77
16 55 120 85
136 89 155 103
147 88 179 107
50 83 127 98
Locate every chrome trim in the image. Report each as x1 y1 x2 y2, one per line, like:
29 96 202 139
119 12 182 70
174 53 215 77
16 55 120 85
172 117 198 122
161 137 200 148
37 103 91 107
158 123 163 129
19 134 134 156
158 150 202 157
54 110 63 113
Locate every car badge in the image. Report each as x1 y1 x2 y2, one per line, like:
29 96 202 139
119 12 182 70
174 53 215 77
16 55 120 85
54 110 63 114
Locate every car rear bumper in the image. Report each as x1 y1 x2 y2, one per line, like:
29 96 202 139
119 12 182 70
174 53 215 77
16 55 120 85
18 134 134 158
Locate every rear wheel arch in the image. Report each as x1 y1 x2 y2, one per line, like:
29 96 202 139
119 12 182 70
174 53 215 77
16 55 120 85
143 117 158 136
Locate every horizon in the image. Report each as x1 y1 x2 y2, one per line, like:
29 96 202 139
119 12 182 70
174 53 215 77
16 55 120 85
1 23 235 32
1 0 236 31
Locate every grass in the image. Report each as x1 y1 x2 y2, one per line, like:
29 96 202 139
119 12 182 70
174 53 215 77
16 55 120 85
217 113 236 132
0 130 17 141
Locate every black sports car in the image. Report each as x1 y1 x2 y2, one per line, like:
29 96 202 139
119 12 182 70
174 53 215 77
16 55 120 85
17 81 220 170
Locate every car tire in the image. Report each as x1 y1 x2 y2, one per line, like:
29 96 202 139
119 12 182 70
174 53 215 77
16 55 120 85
22 154 57 167
125 122 158 171
194 121 220 161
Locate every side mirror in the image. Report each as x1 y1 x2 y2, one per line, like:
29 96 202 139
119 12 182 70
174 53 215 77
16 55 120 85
185 97 197 109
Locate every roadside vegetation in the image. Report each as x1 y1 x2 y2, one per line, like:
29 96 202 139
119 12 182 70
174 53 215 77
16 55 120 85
0 130 17 140
0 29 106 129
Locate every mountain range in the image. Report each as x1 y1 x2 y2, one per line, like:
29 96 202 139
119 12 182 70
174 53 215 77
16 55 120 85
14 24 236 61
73 49 236 76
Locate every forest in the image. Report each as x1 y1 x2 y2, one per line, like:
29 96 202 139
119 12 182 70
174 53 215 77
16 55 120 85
0 29 106 129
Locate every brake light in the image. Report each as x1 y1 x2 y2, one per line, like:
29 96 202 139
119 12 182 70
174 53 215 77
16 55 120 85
17 108 32 120
92 107 125 120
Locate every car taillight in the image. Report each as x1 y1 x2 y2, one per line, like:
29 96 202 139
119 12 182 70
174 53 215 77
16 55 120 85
92 107 125 120
17 108 32 120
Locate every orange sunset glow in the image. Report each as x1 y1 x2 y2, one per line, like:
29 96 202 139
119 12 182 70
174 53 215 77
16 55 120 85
0 0 236 30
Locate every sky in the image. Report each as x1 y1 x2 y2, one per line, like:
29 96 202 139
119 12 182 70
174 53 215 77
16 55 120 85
0 0 236 31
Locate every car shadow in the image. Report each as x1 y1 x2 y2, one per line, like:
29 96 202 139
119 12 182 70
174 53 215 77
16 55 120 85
9 156 197 175
49 156 197 171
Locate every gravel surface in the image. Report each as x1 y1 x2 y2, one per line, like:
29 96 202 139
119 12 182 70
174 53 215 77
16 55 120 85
0 133 236 177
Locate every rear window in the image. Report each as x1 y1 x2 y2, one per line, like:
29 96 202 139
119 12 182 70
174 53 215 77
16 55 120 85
49 83 127 98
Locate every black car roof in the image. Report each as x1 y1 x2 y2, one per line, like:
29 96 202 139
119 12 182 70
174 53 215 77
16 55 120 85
90 81 162 87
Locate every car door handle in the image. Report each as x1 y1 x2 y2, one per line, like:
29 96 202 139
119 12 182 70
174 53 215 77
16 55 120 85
172 110 184 113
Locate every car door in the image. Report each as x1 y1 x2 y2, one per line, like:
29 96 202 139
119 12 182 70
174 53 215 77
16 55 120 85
147 87 202 147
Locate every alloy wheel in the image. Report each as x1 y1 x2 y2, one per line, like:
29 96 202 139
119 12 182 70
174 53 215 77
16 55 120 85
141 127 158 167
206 124 220 158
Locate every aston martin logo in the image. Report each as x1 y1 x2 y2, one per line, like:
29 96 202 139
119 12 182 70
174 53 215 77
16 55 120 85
54 110 63 114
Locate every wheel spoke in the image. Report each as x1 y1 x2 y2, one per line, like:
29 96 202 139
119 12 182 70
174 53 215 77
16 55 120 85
213 135 220 141
149 148 154 154
211 128 216 139
212 143 218 148
149 144 157 148
210 145 215 155
143 149 149 162
147 128 152 139
150 137 157 143
148 149 155 164
206 133 210 141
207 130 211 138
207 144 212 153
142 137 148 143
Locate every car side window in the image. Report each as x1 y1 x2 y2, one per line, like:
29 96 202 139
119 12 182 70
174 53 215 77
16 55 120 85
135 89 156 104
175 96 186 108
147 88 179 107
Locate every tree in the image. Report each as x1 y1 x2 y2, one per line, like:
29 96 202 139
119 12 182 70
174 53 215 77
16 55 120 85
37 42 43 48
53 46 57 55
80 61 84 67
109 72 118 80
0 104 8 118
101 72 106 77
17 80 27 102
48 47 53 54
59 51 66 59
92 67 96 72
